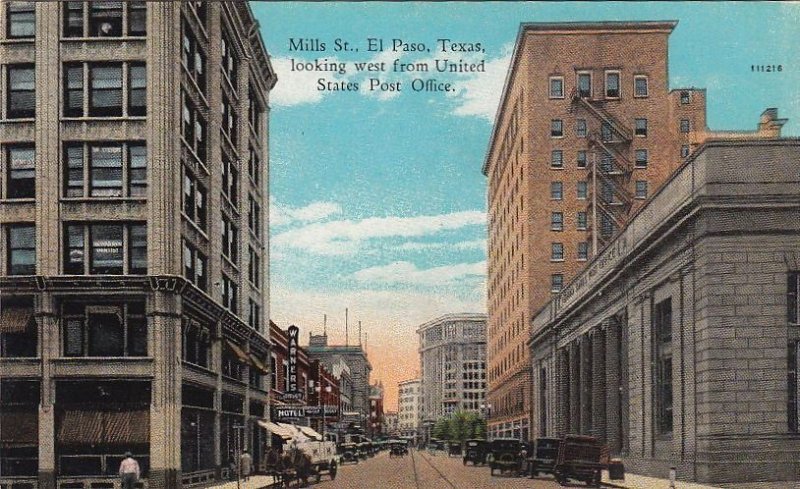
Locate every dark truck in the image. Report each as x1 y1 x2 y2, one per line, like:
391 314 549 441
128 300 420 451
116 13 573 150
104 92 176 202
527 437 561 478
487 438 523 476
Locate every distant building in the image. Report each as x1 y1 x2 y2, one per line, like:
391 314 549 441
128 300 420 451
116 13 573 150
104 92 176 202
383 411 399 437
307 333 372 421
418 314 487 424
397 378 422 439
369 382 385 437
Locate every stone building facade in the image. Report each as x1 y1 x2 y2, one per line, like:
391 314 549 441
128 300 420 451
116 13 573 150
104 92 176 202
397 378 422 439
483 20 786 443
306 333 372 421
0 3 276 488
529 140 800 483
418 314 487 426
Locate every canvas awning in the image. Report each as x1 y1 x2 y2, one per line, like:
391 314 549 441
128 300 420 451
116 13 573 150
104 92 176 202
57 410 149 444
0 411 37 446
0 307 32 333
257 420 294 440
297 425 323 441
225 339 251 365
249 353 269 374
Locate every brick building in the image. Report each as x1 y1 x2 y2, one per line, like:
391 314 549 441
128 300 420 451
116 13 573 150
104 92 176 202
0 2 276 488
307 333 372 421
530 140 800 483
483 20 785 441
269 322 311 419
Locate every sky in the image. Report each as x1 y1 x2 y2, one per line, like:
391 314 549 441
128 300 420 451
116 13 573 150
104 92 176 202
252 1 800 411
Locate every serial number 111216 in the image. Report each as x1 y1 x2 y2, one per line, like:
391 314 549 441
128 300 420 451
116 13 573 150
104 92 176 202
751 65 783 72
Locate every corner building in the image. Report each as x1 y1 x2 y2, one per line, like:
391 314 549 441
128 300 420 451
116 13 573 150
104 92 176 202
0 2 276 488
483 21 784 440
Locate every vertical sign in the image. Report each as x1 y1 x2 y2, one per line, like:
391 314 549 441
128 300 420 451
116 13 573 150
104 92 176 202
287 325 299 395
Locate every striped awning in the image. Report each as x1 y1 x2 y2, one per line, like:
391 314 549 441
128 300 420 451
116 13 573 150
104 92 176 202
225 339 251 365
249 353 269 374
297 425 323 441
57 410 149 444
0 307 32 333
0 411 37 446
257 420 293 440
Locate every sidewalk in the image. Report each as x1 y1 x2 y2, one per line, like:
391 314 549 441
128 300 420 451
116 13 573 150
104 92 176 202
202 475 277 489
602 471 800 489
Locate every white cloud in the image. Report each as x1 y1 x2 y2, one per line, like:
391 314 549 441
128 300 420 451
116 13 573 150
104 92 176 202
353 260 486 286
270 199 343 226
273 210 486 256
397 239 486 252
449 44 513 121
270 56 348 107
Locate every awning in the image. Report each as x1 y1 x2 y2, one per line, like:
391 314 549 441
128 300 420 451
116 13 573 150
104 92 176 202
249 353 269 374
225 339 251 365
297 425 323 441
0 307 32 334
57 410 149 444
257 420 293 440
0 411 37 446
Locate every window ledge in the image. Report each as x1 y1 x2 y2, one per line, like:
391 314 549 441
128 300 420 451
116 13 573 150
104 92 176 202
59 36 146 42
550 166 565 170
62 116 147 122
0 38 34 45
550 258 565 263
61 197 146 203
0 118 35 123
0 198 35 203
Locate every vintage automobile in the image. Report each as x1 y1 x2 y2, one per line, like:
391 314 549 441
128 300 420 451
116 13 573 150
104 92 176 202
428 438 445 454
487 438 523 476
389 439 409 458
462 439 487 466
527 437 561 478
447 441 462 457
337 442 359 464
553 435 609 487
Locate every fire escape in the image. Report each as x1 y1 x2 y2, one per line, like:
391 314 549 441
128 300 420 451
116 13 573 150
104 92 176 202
570 88 634 252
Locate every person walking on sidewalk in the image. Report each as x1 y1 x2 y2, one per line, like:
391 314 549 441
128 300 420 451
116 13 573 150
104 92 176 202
118 452 140 489
239 449 253 482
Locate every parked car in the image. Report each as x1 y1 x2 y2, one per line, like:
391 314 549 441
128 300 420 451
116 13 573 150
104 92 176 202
487 438 523 476
389 440 409 458
338 442 359 465
553 435 608 487
528 437 561 478
447 441 462 457
462 439 487 466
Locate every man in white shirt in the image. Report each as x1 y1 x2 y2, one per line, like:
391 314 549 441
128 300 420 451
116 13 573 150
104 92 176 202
118 452 140 489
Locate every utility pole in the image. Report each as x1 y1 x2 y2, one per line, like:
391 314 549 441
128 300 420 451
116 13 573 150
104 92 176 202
345 308 349 346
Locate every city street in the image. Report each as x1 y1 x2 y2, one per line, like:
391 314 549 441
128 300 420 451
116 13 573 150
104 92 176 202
314 449 564 489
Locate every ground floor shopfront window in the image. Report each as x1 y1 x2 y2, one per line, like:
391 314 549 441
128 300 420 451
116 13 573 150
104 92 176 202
0 380 39 477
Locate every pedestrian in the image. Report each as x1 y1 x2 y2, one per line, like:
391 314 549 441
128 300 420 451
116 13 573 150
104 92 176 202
228 451 237 481
118 452 140 489
239 449 252 482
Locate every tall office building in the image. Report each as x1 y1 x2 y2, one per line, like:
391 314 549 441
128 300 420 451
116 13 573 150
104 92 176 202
0 3 276 488
483 21 785 440
397 378 421 439
307 333 373 422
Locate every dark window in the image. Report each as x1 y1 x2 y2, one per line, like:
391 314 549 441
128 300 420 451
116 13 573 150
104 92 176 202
575 119 587 138
601 214 614 238
605 72 620 98
0 302 37 358
90 1 123 37
550 150 563 169
248 147 261 186
635 180 648 199
7 1 35 39
62 302 147 357
64 142 144 198
249 196 261 238
221 93 237 144
222 275 237 313
89 64 123 117
551 120 563 138
635 118 647 137
183 241 207 291
577 181 587 200
680 91 690 104
182 92 206 163
680 119 690 133
8 65 35 119
577 242 589 260
182 21 206 92
601 122 613 142
7 146 35 199
222 216 238 264
65 225 84 274
551 274 563 293
654 298 673 434
551 243 564 261
90 224 123 274
63 2 83 37
183 171 207 230
128 145 147 196
128 1 146 36
550 182 563 200
789 273 799 325
249 86 263 136
789 341 799 433
681 145 690 158
634 76 648 97
600 151 614 172
90 145 123 197
549 77 564 98
635 149 648 168
221 157 238 205
64 223 145 275
601 181 614 204
64 64 84 117
576 211 587 230
128 224 147 274
248 246 260 288
576 150 587 169
128 64 146 116
221 33 238 88
8 225 35 275
550 212 563 231
248 299 261 331
577 73 591 98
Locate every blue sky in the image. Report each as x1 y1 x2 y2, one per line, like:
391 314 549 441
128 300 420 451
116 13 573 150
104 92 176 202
252 1 800 401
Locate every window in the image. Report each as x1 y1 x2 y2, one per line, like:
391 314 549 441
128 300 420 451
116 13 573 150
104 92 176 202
7 65 35 119
63 223 146 275
576 119 587 138
551 243 564 261
635 118 648 137
548 76 564 98
183 241 207 291
182 171 206 230
635 180 648 199
788 273 799 325
182 20 206 92
576 211 587 230
550 212 563 231
601 214 614 238
550 182 563 200
577 72 591 98
7 2 35 39
128 2 146 36
63 1 146 38
577 242 589 260
680 91 690 104
6 146 35 199
550 150 563 168
248 196 261 238
654 298 673 434
221 215 238 264
635 149 648 168
270 354 278 390
221 32 238 88
90 1 123 36
222 275 237 313
7 225 35 275
181 92 206 163
248 147 261 187
576 181 588 200
221 157 238 205
680 119 690 133
605 71 620 98
63 142 146 198
62 301 147 357
551 274 563 293
249 85 263 137
681 145 690 158
248 299 261 331
90 64 122 117
634 75 648 97
576 151 587 169
551 120 563 138
182 320 211 368
221 93 237 144
248 246 261 288
64 64 84 117
128 64 146 116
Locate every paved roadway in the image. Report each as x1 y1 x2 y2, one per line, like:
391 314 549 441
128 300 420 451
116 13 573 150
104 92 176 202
310 448 568 489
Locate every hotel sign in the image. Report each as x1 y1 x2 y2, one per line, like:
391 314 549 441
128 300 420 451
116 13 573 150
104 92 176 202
272 405 340 421
287 325 300 395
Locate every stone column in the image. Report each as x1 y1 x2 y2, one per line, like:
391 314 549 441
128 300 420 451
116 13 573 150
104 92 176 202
605 317 622 454
592 327 607 442
149 292 183 489
580 336 592 435
556 348 570 436
569 341 580 434
37 293 58 489
213 320 223 479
